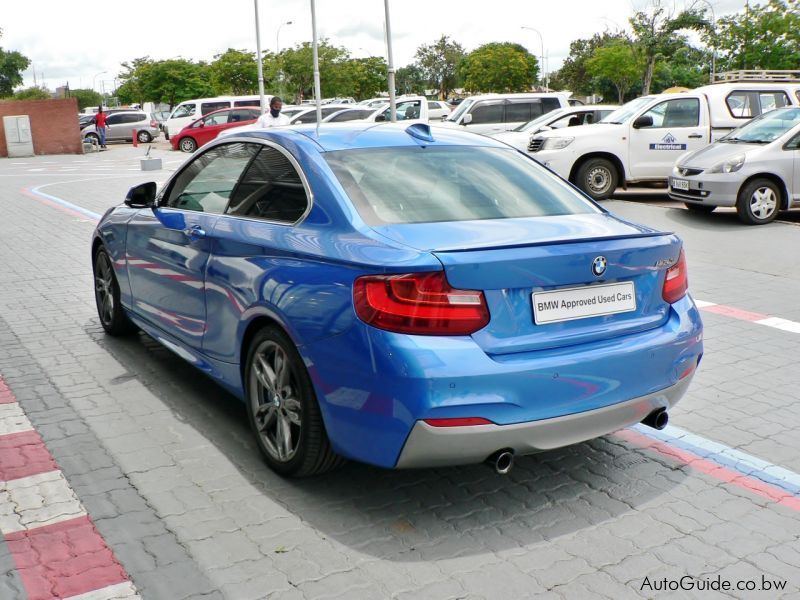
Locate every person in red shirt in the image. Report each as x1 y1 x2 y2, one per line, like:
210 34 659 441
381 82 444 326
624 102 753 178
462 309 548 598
94 107 109 148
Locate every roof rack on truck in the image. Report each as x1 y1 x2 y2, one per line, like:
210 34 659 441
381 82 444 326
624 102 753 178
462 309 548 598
712 70 800 83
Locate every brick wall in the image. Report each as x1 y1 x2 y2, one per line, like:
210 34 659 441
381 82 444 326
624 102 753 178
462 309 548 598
0 98 82 157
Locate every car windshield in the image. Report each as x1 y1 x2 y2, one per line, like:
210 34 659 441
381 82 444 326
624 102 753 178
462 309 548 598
720 107 800 144
511 109 566 132
446 99 474 122
324 146 598 225
599 96 654 124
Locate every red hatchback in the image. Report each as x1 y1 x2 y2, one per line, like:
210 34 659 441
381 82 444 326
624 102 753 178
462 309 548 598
171 107 261 152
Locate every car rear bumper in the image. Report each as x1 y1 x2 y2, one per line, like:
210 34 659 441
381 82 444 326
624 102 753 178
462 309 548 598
395 374 693 468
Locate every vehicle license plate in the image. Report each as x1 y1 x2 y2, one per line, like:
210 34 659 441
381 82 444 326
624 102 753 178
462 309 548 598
671 178 689 191
532 282 636 325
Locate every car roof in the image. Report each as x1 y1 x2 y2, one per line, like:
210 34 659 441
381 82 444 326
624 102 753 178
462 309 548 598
232 122 512 152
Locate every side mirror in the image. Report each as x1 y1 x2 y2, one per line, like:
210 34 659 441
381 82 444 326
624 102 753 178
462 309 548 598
462 113 473 125
632 115 653 129
375 114 386 122
124 182 157 208
197 122 205 128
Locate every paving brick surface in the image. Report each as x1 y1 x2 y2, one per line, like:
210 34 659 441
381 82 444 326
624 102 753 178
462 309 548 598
0 153 798 598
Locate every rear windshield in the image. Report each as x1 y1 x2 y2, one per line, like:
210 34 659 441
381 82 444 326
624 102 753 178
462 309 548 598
324 146 598 225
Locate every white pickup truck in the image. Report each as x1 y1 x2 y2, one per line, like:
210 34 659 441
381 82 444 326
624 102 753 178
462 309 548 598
531 82 800 200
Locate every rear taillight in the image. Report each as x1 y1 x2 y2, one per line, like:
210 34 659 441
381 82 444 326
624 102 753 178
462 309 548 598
150 119 158 128
353 271 490 335
662 249 688 304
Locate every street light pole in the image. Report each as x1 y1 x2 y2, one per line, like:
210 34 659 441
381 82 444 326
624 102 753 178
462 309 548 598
521 27 546 90
92 71 107 95
310 0 322 131
276 20 293 54
383 0 396 122
254 0 266 114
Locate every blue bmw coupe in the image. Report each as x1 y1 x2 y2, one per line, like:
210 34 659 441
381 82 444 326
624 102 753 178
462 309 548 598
92 122 703 477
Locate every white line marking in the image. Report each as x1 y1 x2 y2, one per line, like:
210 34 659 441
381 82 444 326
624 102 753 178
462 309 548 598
64 582 142 600
0 471 86 534
0 403 34 436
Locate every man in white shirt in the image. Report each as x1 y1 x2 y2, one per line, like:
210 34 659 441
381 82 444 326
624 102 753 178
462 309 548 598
256 96 291 128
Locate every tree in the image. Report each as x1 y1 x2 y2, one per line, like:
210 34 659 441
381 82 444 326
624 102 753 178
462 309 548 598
550 32 628 96
68 88 103 110
630 2 708 94
415 35 465 99
651 45 711 91
13 86 50 100
339 57 387 100
210 49 259 95
116 58 214 108
710 0 800 71
280 40 349 102
586 41 643 103
0 47 30 97
396 64 426 95
460 43 538 93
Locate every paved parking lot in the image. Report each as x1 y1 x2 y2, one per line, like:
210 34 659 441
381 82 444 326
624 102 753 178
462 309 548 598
0 145 798 599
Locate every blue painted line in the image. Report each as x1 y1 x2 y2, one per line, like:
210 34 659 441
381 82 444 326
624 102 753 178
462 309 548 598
633 423 800 497
29 185 101 221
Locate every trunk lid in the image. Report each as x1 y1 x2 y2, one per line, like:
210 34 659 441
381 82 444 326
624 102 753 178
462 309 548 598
372 214 681 355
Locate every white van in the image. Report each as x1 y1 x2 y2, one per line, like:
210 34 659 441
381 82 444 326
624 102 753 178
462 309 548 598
437 93 570 135
164 95 266 139
531 77 800 200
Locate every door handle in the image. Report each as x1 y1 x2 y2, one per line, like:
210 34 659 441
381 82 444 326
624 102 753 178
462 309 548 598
688 134 703 139
183 225 206 240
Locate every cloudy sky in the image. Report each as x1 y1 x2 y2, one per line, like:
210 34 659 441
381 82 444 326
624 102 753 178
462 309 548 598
2 0 746 93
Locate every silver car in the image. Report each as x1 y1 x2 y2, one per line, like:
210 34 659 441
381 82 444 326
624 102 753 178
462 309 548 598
83 111 160 144
669 106 800 224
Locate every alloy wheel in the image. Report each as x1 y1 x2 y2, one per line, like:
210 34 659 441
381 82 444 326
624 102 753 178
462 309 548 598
749 187 777 220
250 340 302 463
94 252 115 326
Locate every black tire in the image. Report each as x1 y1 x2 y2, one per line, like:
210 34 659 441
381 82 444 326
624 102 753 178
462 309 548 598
85 133 100 145
164 130 170 141
684 202 716 213
245 326 344 477
179 137 197 153
93 246 136 336
137 130 152 143
736 178 781 225
575 158 619 200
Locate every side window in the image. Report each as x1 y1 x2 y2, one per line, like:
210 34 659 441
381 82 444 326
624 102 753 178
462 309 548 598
164 143 258 214
203 112 230 126
171 104 195 119
121 113 144 124
641 98 700 128
226 146 308 223
786 133 800 150
228 109 256 123
201 101 231 115
234 99 261 107
106 114 122 125
759 92 789 112
469 101 504 125
383 101 421 121
541 98 562 114
428 102 439 110
550 112 589 128
505 101 533 123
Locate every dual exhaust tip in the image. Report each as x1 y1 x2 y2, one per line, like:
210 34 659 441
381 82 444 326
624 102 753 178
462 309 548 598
485 408 669 476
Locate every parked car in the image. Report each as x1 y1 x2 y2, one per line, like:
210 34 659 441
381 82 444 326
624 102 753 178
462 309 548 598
358 98 390 109
321 108 376 123
668 105 800 224
78 114 96 129
164 95 264 139
171 107 261 153
289 104 355 124
152 110 171 132
490 105 617 152
532 79 800 200
438 93 570 135
427 100 452 121
91 122 702 477
83 111 160 144
360 96 429 123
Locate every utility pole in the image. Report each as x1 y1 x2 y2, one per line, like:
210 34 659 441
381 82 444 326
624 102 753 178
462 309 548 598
384 0 397 122
254 0 266 114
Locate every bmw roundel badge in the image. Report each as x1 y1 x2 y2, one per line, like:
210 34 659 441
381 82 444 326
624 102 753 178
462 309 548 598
592 256 607 277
